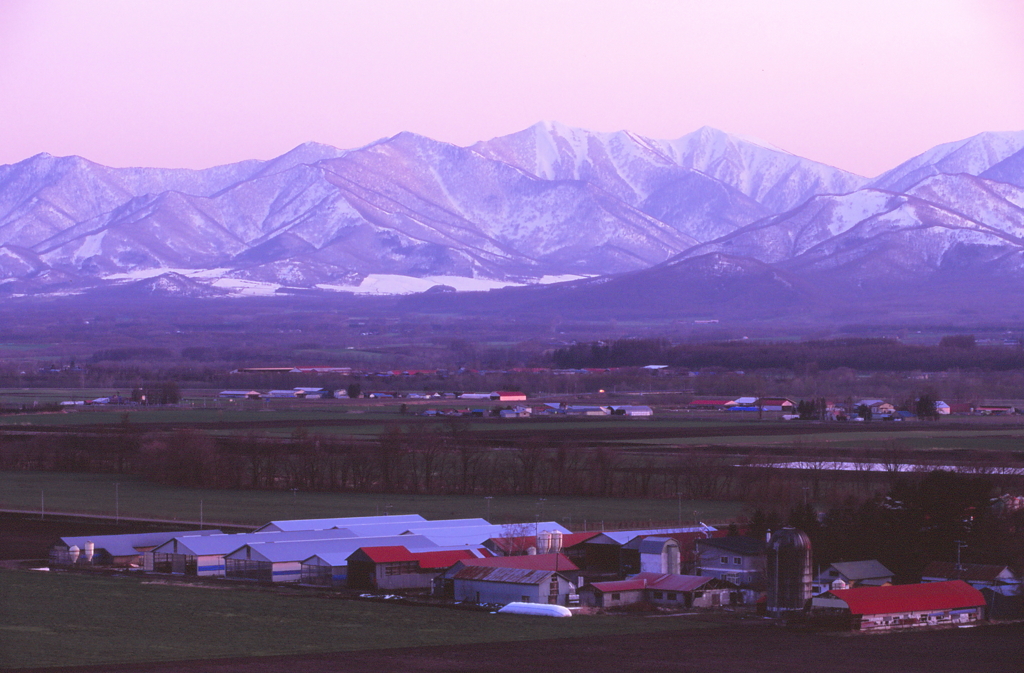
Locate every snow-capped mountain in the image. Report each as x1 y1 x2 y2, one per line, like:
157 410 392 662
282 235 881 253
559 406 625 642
868 131 1024 193
0 123 1022 302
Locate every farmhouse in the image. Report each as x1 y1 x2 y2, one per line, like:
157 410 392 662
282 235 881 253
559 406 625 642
811 580 986 631
580 573 736 609
921 561 1022 596
812 560 894 594
695 536 764 588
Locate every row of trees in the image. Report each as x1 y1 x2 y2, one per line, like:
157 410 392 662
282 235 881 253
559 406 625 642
3 424 1022 507
552 336 1024 372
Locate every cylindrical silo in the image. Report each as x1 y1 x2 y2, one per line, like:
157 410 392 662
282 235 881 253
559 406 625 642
766 528 812 614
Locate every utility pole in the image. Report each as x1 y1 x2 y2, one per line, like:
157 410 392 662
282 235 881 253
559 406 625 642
115 482 119 525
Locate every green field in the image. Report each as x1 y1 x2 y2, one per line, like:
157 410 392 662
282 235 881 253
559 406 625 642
0 570 717 669
0 472 742 528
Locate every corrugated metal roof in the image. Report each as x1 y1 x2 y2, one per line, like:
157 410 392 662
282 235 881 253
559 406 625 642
229 534 439 564
631 572 714 592
488 532 600 553
460 554 578 572
58 529 222 558
829 581 985 615
453 565 555 585
303 545 487 568
589 579 647 593
414 521 569 546
151 528 358 556
828 560 894 582
603 526 717 546
637 537 676 555
255 514 425 533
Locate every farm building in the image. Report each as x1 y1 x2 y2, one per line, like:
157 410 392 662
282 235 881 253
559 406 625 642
492 391 527 401
619 536 681 575
812 560 894 594
50 529 221 568
725 397 758 409
580 573 736 609
223 534 440 583
608 405 654 417
564 405 610 416
757 398 796 413
695 536 765 588
449 565 577 606
403 522 569 548
811 580 986 631
486 532 600 559
436 554 580 599
149 528 361 577
218 390 261 400
921 562 1022 596
345 546 489 591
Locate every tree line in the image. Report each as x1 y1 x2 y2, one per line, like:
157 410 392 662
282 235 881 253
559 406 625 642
552 336 1024 372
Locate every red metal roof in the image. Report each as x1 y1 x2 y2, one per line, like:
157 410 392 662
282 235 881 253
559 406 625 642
490 532 600 553
361 546 415 563
461 553 579 572
360 545 483 568
590 579 647 593
413 549 480 569
829 580 985 615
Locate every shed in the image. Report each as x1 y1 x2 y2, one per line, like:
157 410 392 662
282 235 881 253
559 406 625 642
451 565 577 606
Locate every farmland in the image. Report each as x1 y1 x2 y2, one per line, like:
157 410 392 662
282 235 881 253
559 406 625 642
0 471 742 530
0 569 1020 672
0 569 718 669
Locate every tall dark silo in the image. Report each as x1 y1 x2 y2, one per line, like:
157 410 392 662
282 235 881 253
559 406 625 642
766 527 812 614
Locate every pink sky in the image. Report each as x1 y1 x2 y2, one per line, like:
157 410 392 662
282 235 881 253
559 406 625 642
1 0 1022 177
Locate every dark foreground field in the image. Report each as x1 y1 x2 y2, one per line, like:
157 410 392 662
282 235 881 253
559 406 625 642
16 622 1022 673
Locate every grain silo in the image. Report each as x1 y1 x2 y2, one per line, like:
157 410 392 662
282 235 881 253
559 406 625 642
766 527 812 614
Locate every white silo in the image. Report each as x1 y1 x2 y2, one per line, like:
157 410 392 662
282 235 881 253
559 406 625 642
84 541 95 563
537 530 552 554
550 530 563 554
68 545 80 564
